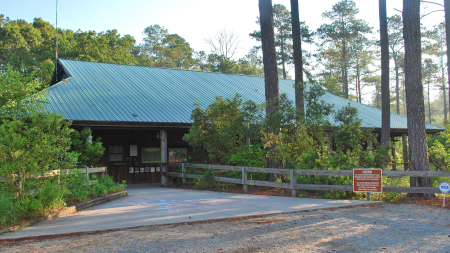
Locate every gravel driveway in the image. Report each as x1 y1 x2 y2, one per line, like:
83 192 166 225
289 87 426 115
1 203 449 253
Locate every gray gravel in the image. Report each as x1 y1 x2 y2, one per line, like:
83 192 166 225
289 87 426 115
1 203 449 253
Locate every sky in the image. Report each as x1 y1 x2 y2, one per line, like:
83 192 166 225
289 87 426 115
1 0 446 101
1 0 445 59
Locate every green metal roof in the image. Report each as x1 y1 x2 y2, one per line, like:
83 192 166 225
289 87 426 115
45 59 443 131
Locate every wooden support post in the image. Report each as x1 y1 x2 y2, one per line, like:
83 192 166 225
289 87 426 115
182 163 186 186
242 167 248 194
391 137 397 170
161 165 168 186
367 140 372 148
402 133 408 171
85 167 89 181
367 192 371 201
209 164 212 191
161 130 168 186
290 169 297 197
161 130 168 163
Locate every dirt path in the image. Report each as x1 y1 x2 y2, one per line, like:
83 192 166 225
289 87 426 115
1 203 449 253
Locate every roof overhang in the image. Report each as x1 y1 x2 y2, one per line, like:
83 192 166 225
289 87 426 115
70 120 191 130
69 120 443 136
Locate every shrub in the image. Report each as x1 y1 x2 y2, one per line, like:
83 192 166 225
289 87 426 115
70 128 105 167
63 170 91 202
35 180 66 211
0 193 17 227
93 183 108 197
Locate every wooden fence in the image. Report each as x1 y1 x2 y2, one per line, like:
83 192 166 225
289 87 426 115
163 163 450 197
0 167 107 186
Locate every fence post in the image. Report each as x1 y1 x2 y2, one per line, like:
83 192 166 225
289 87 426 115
290 169 297 197
85 167 89 180
182 163 186 187
208 164 212 190
242 167 248 194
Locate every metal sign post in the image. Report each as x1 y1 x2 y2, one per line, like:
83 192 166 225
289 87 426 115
438 182 450 208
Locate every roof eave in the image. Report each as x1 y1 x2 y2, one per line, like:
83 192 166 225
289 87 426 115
70 120 192 130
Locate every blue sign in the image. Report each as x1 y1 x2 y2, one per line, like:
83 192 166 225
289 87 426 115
438 182 450 194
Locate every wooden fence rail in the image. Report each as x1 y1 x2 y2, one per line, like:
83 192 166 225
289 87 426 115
0 167 107 184
163 163 450 197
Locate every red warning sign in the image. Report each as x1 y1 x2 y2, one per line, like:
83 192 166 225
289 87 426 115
353 169 383 193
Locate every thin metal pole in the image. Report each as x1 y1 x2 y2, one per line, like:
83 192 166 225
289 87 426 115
55 0 58 82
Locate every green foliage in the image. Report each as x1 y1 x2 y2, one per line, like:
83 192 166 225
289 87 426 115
320 77 344 97
0 68 76 224
63 170 91 201
93 183 108 198
428 125 450 171
230 144 267 168
183 94 264 164
250 4 313 79
192 168 224 190
100 175 125 192
70 128 105 167
0 193 17 227
0 18 137 84
370 176 410 202
265 85 386 174
0 112 78 199
0 65 46 120
13 180 66 219
138 25 195 69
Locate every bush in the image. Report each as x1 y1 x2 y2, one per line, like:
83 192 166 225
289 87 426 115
93 183 108 197
100 175 117 192
70 128 105 167
63 171 91 202
35 180 66 211
428 125 450 171
370 176 410 201
0 193 17 227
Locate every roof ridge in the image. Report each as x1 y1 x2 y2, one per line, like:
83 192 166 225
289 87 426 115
59 59 295 80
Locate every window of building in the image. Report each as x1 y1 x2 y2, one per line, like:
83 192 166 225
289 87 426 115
142 147 161 163
108 145 124 162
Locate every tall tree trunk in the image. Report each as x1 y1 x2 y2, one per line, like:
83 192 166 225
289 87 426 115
343 40 349 99
403 81 407 115
428 82 431 124
357 64 362 103
444 81 448 123
281 35 287 80
393 53 400 115
403 0 434 199
259 0 280 181
290 0 304 122
380 0 391 169
445 0 450 122
442 57 448 122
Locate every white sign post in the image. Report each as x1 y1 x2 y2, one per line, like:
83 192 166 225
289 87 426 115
438 182 450 208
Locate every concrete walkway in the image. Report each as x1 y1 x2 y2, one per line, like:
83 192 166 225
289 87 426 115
0 186 377 239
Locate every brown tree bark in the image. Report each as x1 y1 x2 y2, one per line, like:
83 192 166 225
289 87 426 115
343 40 349 99
403 0 434 199
259 0 280 181
290 0 304 122
380 0 390 168
394 56 400 115
445 0 450 123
